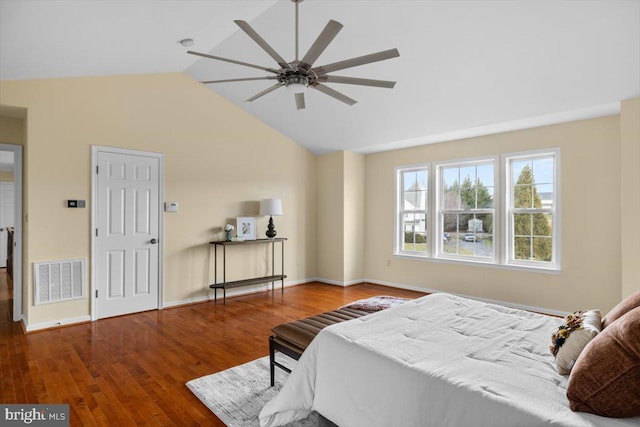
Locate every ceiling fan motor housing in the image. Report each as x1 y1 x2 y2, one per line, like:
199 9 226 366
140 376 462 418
280 67 315 89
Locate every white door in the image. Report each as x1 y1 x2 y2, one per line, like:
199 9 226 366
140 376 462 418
95 151 160 319
0 182 15 269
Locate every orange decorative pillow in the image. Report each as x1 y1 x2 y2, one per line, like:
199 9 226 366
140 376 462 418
602 290 640 329
567 306 640 417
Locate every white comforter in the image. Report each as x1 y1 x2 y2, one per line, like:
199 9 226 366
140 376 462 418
260 293 640 427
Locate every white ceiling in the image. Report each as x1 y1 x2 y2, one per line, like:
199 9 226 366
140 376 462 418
2 0 639 154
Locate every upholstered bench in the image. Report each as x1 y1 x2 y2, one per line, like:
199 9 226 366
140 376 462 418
269 296 410 386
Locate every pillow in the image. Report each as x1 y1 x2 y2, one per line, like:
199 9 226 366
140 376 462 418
567 306 640 417
550 310 602 375
602 290 640 329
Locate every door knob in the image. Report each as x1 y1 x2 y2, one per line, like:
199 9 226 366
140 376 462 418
150 238 158 244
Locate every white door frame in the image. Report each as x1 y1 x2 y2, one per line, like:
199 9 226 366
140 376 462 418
0 143 23 322
91 145 164 321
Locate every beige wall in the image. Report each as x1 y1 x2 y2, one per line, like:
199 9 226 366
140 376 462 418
365 115 622 313
621 97 640 299
316 151 366 284
343 151 365 283
317 152 345 282
0 73 317 326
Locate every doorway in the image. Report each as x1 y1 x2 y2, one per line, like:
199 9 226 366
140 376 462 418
91 146 164 320
0 144 23 322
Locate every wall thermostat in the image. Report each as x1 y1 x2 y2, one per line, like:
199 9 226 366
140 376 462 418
164 202 178 212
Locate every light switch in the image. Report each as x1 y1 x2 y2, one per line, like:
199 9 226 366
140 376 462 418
164 202 178 212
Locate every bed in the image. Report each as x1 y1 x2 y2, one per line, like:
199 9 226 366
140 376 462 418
259 293 640 427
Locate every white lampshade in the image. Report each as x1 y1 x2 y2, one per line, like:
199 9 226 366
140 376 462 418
259 198 283 216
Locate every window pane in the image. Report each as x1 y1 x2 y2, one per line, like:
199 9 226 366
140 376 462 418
512 160 530 185
460 175 475 209
477 164 494 188
442 167 459 189
514 237 531 260
478 186 493 209
442 213 460 234
442 168 460 209
533 213 552 237
415 170 427 189
536 184 553 209
475 213 493 235
441 213 493 258
460 166 475 183
514 213 531 236
404 231 426 252
514 184 532 208
532 237 552 261
402 170 427 211
443 186 459 210
475 181 494 209
532 158 553 185
403 171 417 190
403 213 426 233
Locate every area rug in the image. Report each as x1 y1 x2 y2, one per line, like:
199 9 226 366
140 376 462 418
186 356 336 427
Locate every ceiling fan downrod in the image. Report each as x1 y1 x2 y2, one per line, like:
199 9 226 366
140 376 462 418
292 0 303 62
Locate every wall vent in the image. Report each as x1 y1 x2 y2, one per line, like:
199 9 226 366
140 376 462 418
34 259 85 305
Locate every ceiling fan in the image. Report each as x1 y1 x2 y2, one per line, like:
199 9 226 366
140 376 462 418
187 0 399 110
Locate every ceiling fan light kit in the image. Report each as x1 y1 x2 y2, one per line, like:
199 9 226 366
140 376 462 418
188 0 399 110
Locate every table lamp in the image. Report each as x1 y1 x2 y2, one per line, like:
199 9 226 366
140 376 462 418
259 198 283 238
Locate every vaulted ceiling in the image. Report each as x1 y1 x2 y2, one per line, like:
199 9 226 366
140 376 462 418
2 1 639 154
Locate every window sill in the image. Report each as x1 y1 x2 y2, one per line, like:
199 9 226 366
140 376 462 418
393 253 561 274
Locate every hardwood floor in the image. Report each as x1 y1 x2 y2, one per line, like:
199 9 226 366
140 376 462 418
0 274 424 426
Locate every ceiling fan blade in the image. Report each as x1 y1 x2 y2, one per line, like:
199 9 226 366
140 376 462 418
188 50 278 73
317 75 396 88
312 84 357 106
245 83 283 102
235 20 291 69
312 48 400 76
201 76 278 84
295 93 306 110
299 20 343 70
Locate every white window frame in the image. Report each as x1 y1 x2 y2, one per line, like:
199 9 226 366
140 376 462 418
435 156 498 264
395 164 429 257
504 149 561 270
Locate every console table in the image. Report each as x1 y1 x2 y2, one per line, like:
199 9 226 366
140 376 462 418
209 238 287 304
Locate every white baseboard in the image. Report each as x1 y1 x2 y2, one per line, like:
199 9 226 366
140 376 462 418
163 294 210 308
364 278 567 317
313 277 366 287
25 315 92 332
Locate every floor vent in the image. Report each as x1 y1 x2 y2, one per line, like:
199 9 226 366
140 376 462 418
34 259 85 305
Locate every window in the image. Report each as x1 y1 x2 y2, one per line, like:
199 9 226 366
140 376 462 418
438 160 496 261
397 166 428 255
506 151 559 268
394 149 560 271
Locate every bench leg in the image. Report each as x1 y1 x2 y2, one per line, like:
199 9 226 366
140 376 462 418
269 336 276 387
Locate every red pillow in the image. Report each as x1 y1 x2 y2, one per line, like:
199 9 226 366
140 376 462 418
567 306 640 417
602 290 640 329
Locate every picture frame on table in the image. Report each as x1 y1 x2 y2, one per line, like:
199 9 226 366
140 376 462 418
236 217 256 240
